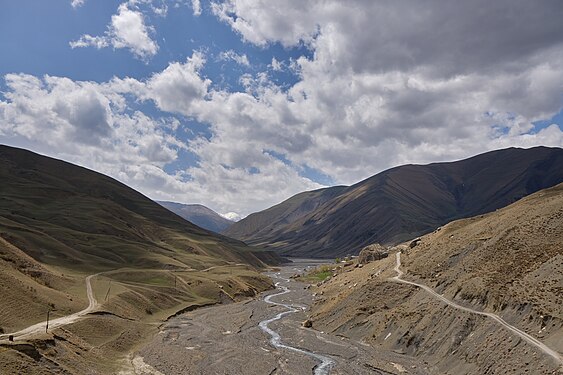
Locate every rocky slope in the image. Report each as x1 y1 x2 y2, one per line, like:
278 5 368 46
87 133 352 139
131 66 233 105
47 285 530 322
308 183 563 374
226 146 563 258
157 201 234 233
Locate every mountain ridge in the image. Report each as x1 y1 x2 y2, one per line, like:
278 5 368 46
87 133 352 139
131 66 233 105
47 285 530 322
225 146 563 258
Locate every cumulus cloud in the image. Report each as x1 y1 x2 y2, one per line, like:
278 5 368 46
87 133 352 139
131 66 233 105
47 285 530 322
210 0 318 47
0 73 183 204
0 52 323 216
191 0 202 16
70 1 159 60
218 50 250 67
203 0 563 184
4 1 563 217
71 0 86 8
270 57 282 71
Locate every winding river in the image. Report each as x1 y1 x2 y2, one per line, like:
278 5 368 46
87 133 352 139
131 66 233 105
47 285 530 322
259 274 336 375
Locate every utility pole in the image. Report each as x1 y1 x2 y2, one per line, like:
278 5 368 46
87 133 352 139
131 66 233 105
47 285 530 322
45 309 50 333
105 280 112 302
174 275 177 290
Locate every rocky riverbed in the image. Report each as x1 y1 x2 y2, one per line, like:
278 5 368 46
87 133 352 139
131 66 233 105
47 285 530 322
133 260 428 375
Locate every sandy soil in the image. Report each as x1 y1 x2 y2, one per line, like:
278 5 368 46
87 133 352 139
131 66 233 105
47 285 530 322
134 260 430 375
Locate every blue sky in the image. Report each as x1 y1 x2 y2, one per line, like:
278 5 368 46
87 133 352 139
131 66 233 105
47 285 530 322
1 0 562 218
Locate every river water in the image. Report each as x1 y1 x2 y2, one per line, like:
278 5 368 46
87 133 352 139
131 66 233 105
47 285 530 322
259 270 336 375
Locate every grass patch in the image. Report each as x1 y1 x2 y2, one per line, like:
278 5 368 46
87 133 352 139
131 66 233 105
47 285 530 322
299 265 334 283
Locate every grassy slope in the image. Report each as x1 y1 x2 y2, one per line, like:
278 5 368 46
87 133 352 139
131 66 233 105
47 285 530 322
223 185 347 240
0 145 279 373
0 145 279 271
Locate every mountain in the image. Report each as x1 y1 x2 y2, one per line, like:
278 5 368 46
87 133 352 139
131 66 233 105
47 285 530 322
0 145 282 373
157 201 234 233
0 145 280 271
309 182 563 374
225 146 563 258
223 186 347 240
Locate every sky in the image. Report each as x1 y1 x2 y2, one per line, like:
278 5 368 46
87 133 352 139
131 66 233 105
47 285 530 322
1 0 562 220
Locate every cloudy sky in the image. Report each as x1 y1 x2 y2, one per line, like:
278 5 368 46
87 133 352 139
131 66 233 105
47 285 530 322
1 1 562 219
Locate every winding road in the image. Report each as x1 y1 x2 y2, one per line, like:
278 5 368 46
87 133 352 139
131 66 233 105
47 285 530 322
259 275 335 375
391 252 563 367
0 273 99 342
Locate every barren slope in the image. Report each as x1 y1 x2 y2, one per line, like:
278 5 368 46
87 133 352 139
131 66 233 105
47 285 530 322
308 183 563 374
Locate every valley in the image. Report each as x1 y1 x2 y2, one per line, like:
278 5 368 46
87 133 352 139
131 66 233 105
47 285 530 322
0 146 281 374
0 145 561 374
132 260 429 375
2 2 563 373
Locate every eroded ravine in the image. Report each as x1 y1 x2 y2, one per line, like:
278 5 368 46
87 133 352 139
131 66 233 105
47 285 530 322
259 273 335 375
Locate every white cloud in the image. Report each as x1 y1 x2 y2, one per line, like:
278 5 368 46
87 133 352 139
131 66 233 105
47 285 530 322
0 53 322 216
218 50 250 67
191 0 201 16
69 35 109 49
5 2 563 217
71 0 86 8
0 73 183 201
203 0 563 184
141 52 211 114
270 57 282 72
70 2 159 60
210 0 318 47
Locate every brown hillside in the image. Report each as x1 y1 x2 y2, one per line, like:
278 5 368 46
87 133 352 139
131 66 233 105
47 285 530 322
308 183 563 374
227 146 563 258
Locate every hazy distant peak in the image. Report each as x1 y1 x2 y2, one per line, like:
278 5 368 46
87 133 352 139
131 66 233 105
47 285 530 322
157 201 234 233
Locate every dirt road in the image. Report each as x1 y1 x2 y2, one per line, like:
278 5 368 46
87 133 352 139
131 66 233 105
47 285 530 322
391 252 563 367
0 273 99 341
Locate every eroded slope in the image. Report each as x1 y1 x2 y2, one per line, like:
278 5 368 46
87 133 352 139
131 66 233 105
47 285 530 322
308 183 563 374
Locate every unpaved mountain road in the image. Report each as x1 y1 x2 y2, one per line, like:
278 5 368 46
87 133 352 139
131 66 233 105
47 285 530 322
391 252 563 368
0 273 99 342
134 260 428 375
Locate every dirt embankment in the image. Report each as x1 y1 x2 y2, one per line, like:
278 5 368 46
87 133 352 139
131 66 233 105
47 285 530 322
309 184 563 375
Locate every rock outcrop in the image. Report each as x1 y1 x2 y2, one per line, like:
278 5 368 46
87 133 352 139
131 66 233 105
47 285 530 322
358 243 388 264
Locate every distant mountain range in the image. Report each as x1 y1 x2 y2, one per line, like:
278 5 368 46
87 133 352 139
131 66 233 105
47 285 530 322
157 201 234 233
224 146 563 258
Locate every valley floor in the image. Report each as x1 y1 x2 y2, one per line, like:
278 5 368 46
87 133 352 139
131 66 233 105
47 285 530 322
130 260 429 375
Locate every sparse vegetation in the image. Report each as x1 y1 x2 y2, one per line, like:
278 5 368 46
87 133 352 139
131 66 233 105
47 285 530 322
299 265 333 283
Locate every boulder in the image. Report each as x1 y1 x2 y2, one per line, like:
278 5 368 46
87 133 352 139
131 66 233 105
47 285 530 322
358 243 389 264
409 238 422 248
